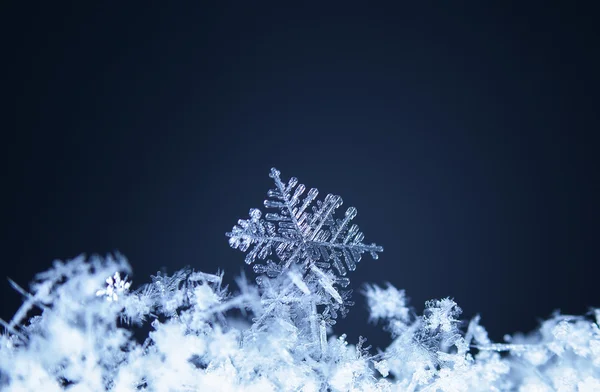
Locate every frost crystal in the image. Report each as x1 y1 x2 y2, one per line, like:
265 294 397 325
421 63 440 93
0 168 598 391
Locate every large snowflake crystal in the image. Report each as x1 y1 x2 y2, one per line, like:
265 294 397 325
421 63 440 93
226 168 383 324
226 167 383 279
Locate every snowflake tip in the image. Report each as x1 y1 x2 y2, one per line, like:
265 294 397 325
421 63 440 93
249 208 262 220
269 167 281 179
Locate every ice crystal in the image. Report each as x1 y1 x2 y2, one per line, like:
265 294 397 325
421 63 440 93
226 168 382 329
96 272 132 302
0 168 598 391
226 168 383 277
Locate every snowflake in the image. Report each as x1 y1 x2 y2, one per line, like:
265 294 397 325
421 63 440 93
96 271 131 302
226 167 383 326
226 168 383 277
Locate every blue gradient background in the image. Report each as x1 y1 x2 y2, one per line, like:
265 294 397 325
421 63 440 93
2 3 599 350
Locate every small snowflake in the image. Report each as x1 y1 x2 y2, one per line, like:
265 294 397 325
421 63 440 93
96 272 131 302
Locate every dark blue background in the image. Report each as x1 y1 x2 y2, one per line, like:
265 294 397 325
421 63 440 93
2 2 599 350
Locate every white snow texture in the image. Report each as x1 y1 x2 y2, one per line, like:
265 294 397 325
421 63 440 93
1 168 598 391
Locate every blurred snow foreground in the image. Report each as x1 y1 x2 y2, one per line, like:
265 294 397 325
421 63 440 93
1 169 599 391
